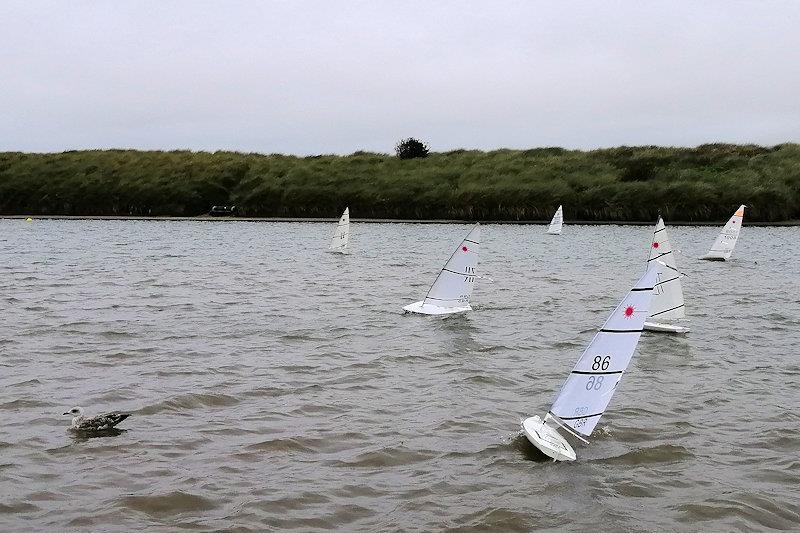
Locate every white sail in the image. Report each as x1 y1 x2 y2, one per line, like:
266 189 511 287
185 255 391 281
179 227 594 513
329 207 349 253
547 205 563 235
646 217 685 322
700 205 745 261
403 224 480 315
548 267 658 438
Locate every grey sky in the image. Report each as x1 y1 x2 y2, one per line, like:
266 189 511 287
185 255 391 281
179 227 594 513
2 1 799 154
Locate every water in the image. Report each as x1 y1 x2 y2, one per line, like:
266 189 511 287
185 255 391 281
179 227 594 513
1 219 799 532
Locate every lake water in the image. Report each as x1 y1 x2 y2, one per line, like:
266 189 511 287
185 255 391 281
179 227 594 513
1 219 799 531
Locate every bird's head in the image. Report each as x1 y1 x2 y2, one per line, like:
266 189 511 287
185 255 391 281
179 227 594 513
63 406 84 417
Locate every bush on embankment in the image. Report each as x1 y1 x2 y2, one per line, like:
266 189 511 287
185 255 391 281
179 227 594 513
0 144 798 222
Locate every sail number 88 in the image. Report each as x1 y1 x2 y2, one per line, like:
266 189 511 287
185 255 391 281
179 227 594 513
592 356 611 371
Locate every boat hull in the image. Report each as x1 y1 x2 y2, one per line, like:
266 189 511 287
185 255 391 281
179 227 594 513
699 254 728 261
521 416 576 462
402 301 472 315
644 321 690 334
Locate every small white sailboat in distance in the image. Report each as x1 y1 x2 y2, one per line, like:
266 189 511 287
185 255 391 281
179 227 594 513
700 205 745 261
403 224 480 315
644 217 689 334
547 205 563 235
521 266 658 461
329 207 350 253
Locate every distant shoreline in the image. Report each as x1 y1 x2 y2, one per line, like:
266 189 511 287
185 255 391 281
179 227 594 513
2 145 799 224
2 214 798 226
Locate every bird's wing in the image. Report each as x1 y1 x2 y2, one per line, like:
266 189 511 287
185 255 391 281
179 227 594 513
79 412 131 430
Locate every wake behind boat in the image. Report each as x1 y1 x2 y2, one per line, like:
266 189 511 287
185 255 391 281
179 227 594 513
700 205 745 261
644 217 689 334
403 224 480 315
521 266 658 461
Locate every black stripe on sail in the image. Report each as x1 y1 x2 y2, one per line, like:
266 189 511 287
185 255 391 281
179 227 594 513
655 262 681 274
647 251 672 261
600 328 643 333
571 370 624 375
653 227 667 234
552 411 604 421
442 268 467 275
464 239 479 245
654 276 681 287
649 304 685 317
630 286 655 292
424 296 458 302
649 251 671 261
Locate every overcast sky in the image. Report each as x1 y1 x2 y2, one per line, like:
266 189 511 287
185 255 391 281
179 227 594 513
2 1 799 154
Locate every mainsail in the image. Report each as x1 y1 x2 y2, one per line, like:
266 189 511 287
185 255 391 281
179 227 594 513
647 217 685 322
547 205 563 235
422 224 480 308
329 207 349 253
700 205 745 261
548 267 658 438
403 224 480 314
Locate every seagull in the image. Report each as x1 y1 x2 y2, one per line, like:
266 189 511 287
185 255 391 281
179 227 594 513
63 406 131 432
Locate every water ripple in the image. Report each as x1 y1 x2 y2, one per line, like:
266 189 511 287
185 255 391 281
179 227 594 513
0 220 798 531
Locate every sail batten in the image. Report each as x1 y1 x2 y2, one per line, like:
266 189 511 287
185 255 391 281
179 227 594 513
329 207 350 253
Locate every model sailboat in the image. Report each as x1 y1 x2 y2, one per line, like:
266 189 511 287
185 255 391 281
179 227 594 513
700 205 745 261
644 217 688 334
521 266 658 461
403 224 480 315
329 207 350 253
547 205 563 235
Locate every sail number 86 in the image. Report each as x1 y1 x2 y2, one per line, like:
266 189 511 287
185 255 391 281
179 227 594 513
592 356 611 371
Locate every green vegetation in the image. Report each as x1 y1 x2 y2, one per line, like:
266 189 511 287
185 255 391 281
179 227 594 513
1 144 799 222
395 138 430 160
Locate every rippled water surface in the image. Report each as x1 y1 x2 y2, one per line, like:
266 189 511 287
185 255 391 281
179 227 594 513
1 219 799 532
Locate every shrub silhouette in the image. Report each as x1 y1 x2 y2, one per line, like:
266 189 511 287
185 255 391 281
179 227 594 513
395 138 429 159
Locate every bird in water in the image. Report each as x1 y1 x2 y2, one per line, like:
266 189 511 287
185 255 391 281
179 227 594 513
63 406 131 432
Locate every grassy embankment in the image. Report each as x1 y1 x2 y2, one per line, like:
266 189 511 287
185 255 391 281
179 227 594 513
1 144 798 222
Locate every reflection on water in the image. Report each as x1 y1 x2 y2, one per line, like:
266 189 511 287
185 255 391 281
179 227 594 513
1 219 799 531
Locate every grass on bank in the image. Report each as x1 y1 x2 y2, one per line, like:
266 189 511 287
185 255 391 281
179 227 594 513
0 143 798 222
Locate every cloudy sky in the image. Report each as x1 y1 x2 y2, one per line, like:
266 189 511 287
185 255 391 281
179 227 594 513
2 1 798 154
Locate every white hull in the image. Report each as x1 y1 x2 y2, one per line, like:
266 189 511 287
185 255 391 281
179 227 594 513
402 301 472 316
699 253 728 261
521 416 576 462
643 321 689 334
547 229 561 235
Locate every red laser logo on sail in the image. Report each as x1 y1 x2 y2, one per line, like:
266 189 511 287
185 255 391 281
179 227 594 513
624 305 635 318
652 242 660 249
462 246 468 252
